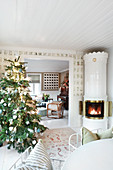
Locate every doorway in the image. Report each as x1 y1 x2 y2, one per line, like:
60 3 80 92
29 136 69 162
24 55 73 127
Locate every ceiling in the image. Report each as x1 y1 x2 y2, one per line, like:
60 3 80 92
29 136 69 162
0 0 113 51
25 59 69 72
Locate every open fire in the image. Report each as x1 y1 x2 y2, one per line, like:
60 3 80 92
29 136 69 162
82 100 112 119
88 106 101 115
85 101 104 118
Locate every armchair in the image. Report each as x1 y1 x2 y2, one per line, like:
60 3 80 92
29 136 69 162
69 131 81 154
69 127 103 154
47 101 64 118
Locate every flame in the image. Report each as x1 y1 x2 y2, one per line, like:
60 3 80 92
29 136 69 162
88 106 101 115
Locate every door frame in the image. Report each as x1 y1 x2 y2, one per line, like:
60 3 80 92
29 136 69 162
24 55 74 126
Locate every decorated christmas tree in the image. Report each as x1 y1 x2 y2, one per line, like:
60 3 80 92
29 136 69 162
0 56 47 153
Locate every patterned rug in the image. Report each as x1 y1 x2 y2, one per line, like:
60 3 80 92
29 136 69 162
39 127 76 161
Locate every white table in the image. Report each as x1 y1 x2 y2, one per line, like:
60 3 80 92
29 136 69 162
62 139 113 170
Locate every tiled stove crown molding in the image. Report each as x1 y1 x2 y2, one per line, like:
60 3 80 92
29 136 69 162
84 51 108 58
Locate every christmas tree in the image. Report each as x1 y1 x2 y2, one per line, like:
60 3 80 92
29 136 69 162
0 56 47 153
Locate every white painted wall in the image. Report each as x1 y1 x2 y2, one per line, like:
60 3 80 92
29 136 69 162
108 48 113 101
25 59 69 73
108 48 113 127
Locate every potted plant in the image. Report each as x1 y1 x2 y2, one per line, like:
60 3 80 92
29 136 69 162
42 93 50 102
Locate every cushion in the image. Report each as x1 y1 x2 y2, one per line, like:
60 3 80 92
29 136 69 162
82 127 99 145
25 139 53 170
97 127 113 139
82 127 113 145
16 164 39 170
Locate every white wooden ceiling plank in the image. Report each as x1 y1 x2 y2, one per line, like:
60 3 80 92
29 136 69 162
50 0 113 46
0 0 113 50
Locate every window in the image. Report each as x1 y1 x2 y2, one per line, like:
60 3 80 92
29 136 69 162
26 73 41 96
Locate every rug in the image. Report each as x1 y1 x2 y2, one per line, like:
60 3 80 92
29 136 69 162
38 127 77 161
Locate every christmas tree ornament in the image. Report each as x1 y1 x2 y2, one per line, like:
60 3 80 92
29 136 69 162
13 115 17 119
28 128 34 133
3 103 7 106
9 127 13 131
0 109 2 114
32 140 36 145
37 128 40 133
9 119 13 124
26 121 30 125
14 89 18 93
19 69 22 73
13 109 17 113
8 98 11 100
0 99 4 103
2 86 6 90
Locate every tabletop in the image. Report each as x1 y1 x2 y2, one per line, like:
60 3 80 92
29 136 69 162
62 138 113 170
